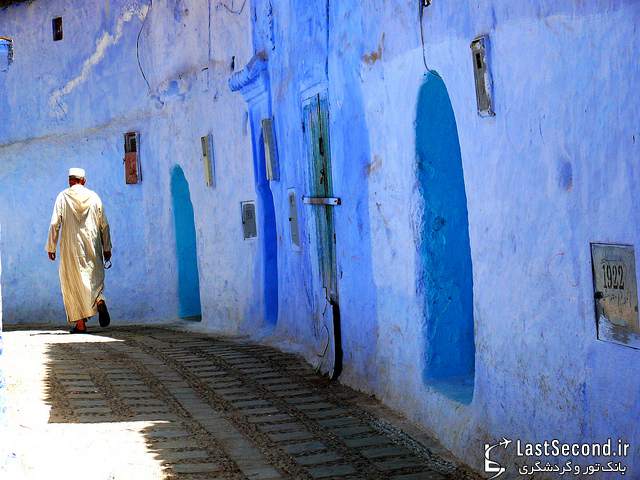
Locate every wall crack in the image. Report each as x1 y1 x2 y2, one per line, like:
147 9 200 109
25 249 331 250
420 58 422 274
48 4 149 119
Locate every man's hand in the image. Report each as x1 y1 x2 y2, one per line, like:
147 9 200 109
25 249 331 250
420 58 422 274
48 252 56 261
104 251 112 262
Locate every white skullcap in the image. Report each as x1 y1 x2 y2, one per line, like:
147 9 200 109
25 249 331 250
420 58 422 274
68 167 86 178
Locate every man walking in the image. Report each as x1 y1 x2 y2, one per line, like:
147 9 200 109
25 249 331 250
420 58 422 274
46 168 112 333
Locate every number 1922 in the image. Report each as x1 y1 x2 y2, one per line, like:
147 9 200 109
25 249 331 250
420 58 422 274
603 263 625 290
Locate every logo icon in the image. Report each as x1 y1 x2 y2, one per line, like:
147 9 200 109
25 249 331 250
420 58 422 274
484 437 511 479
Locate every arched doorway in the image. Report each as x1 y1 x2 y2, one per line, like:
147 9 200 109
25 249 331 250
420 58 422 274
170 165 202 321
229 56 280 328
416 71 475 403
256 131 279 325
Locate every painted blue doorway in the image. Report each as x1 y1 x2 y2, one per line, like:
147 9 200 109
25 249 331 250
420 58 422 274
416 71 475 403
255 131 279 325
228 55 278 327
170 165 202 320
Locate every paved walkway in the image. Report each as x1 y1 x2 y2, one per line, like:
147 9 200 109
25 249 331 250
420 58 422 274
1 326 479 480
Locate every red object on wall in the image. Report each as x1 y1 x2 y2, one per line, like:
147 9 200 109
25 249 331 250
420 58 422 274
124 152 139 184
124 132 140 184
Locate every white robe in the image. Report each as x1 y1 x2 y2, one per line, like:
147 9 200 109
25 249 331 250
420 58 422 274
46 184 112 323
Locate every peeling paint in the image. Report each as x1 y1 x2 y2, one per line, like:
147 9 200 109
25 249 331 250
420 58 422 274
362 33 384 65
2 0 640 476
364 154 382 176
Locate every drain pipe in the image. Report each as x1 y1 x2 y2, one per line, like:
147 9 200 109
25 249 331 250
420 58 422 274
330 301 343 381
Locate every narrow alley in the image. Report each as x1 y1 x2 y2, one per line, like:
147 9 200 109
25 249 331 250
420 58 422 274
2 326 478 480
2 1 639 477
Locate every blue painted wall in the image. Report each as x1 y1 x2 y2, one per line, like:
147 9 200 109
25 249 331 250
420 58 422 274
416 71 475 403
249 0 640 474
0 0 256 327
0 226 6 472
253 129 278 326
170 165 201 319
2 0 640 475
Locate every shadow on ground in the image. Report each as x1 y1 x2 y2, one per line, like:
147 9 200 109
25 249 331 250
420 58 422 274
4 325 480 480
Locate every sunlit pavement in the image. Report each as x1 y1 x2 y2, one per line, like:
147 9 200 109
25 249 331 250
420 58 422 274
0 326 478 480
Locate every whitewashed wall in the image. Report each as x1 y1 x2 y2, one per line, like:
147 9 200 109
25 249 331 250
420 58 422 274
1 0 639 476
0 0 256 328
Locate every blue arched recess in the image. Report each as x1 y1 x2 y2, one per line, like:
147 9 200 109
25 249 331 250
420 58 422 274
170 165 202 320
255 131 279 325
416 71 475 403
228 54 278 327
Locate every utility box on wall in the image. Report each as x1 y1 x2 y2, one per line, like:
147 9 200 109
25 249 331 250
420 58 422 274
591 243 640 348
241 201 257 240
124 132 141 184
262 117 279 181
201 134 215 187
470 35 494 117
288 188 301 249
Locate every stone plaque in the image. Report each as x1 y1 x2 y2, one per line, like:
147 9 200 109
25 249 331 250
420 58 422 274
591 243 640 348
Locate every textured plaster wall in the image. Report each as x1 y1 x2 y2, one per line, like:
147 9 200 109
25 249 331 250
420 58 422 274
247 0 640 474
0 224 4 466
0 0 256 327
1 0 639 475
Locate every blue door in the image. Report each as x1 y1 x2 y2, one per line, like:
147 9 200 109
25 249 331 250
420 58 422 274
170 165 202 320
302 92 342 379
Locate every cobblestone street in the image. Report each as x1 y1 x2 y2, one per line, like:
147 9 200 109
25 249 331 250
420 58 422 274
2 326 479 480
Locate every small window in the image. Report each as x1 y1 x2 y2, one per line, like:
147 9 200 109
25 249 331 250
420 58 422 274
0 37 13 72
123 132 141 184
475 52 483 70
241 201 257 239
52 17 63 41
124 131 137 153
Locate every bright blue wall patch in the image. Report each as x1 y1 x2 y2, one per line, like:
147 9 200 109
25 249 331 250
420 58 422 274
255 132 279 325
416 71 475 403
170 165 202 319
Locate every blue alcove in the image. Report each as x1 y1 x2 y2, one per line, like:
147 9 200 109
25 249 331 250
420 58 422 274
170 165 202 320
228 55 279 327
416 71 475 403
256 131 279 325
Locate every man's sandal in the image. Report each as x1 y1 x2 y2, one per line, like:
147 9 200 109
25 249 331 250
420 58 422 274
97 301 110 327
69 323 87 334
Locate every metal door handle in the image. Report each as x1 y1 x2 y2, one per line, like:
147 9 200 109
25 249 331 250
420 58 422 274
303 196 341 206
